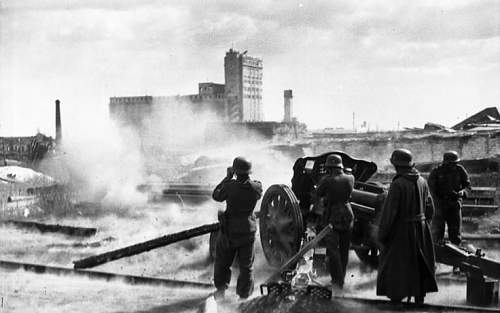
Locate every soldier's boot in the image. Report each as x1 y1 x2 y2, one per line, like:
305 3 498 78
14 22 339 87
390 297 403 304
213 289 225 301
415 295 424 304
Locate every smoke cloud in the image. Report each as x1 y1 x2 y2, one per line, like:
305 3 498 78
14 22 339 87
0 99 306 312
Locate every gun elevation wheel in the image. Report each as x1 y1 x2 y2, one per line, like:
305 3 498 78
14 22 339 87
259 184 304 267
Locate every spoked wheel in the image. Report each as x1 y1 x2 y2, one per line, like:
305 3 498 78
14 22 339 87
259 184 304 267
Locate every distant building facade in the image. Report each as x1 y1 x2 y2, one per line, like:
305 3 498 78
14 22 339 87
109 49 263 126
0 133 53 165
109 82 227 127
109 96 154 127
224 49 263 122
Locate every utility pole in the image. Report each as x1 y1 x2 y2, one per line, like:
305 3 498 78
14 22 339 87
352 112 356 133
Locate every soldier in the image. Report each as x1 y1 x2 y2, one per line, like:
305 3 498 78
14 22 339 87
313 154 354 289
212 157 262 300
428 151 471 245
377 149 438 304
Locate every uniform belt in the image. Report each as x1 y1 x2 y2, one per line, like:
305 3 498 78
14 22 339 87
437 193 460 200
406 213 425 223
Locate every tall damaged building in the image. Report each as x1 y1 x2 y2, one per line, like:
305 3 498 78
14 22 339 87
224 49 263 122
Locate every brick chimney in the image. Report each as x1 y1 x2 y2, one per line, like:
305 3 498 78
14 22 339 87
55 99 62 144
283 90 293 122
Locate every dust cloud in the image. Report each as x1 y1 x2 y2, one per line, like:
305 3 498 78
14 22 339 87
45 100 297 210
6 101 482 311
0 101 303 312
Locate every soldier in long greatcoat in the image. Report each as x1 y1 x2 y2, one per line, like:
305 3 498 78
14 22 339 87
377 149 438 304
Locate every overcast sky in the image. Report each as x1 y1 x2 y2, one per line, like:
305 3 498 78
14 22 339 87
1 0 499 136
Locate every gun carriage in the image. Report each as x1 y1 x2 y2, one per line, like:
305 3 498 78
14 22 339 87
259 151 385 268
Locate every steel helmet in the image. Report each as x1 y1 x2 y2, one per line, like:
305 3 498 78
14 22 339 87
232 156 252 175
325 154 344 169
443 151 460 163
390 149 413 167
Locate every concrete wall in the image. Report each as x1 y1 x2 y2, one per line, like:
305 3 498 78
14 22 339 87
310 131 500 172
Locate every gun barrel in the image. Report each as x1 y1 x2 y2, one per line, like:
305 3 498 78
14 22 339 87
351 202 376 219
351 189 385 211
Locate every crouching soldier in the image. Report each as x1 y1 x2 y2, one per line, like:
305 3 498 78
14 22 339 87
212 157 262 300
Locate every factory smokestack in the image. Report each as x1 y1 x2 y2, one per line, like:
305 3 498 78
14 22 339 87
55 99 62 144
283 90 293 122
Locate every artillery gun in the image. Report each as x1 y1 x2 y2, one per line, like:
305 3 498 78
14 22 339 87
259 151 500 306
259 151 385 268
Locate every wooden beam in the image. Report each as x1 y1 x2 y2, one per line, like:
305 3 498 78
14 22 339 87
0 220 97 237
461 234 500 241
73 222 220 269
0 259 212 289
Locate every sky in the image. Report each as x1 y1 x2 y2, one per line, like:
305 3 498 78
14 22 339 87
0 0 499 136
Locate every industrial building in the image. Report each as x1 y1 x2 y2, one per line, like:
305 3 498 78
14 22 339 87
0 133 53 165
0 100 61 166
109 82 227 127
224 49 263 122
109 49 263 126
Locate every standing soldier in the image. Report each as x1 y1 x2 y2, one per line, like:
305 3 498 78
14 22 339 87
313 154 354 289
377 149 438 304
212 157 262 300
428 151 471 245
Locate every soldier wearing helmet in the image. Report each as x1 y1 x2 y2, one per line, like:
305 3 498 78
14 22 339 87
312 153 354 289
377 149 437 304
212 156 262 300
428 151 471 245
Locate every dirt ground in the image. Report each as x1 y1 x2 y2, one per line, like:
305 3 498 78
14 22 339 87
0 267 492 313
1 184 500 312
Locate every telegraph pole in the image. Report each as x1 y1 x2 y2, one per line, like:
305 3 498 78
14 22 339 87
352 112 356 133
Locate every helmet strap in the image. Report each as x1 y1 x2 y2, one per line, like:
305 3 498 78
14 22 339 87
236 173 249 181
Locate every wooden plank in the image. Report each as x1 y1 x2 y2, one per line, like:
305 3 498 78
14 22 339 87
447 234 500 241
73 222 220 269
0 220 97 237
0 259 213 289
462 204 498 216
463 204 498 210
471 187 496 192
